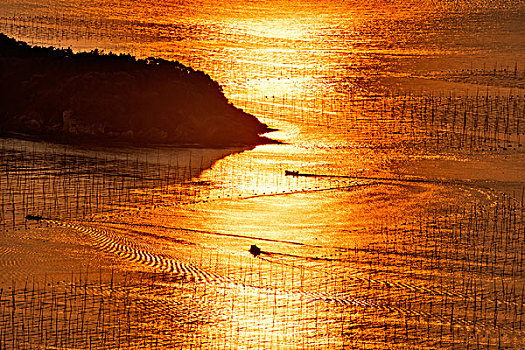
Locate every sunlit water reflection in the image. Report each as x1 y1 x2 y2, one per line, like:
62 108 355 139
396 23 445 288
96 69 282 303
1 0 525 348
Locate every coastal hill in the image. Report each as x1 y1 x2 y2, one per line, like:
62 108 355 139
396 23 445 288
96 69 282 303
0 34 274 147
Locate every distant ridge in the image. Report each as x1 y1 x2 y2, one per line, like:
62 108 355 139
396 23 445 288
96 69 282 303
0 34 276 147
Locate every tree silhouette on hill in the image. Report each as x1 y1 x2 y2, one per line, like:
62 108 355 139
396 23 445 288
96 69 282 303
0 34 275 147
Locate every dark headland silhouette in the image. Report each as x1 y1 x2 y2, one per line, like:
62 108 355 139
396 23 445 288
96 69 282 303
0 34 276 147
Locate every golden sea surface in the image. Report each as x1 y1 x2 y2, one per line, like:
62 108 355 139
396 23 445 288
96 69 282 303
0 0 524 348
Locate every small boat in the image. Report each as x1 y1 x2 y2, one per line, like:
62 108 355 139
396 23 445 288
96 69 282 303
285 170 299 176
249 244 261 257
25 214 44 221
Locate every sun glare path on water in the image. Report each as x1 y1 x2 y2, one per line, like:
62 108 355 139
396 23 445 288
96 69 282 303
0 0 524 348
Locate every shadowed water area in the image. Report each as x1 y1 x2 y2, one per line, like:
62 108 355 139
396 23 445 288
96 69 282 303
0 0 524 348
